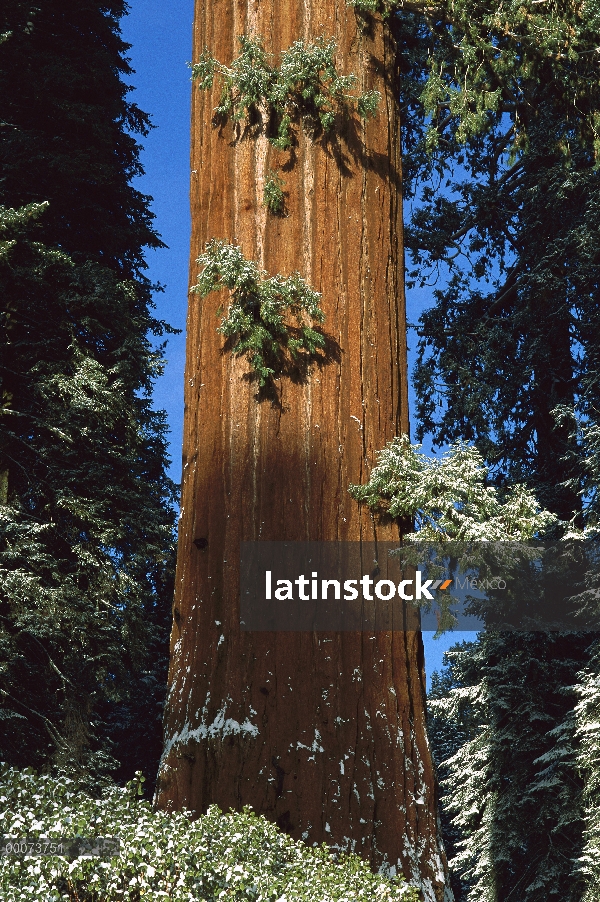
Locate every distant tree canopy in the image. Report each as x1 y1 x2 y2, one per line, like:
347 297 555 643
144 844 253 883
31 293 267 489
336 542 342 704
0 2 177 786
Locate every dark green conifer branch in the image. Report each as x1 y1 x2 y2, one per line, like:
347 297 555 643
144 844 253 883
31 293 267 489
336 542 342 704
192 240 326 388
192 35 380 151
349 0 600 159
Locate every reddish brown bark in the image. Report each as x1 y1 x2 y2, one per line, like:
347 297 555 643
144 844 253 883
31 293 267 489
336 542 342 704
155 1 450 898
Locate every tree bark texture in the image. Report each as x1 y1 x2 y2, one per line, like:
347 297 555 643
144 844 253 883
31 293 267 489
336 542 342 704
155 1 450 899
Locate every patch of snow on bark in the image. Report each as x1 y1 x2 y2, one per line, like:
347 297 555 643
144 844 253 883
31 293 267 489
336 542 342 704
158 695 259 766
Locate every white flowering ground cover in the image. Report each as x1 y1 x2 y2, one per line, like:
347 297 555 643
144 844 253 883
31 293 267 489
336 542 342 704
0 765 419 902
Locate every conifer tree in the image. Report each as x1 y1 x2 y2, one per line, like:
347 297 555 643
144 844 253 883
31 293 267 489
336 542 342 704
340 431 589 900
430 632 592 902
0 2 177 784
397 5 600 894
410 145 600 902
350 436 597 900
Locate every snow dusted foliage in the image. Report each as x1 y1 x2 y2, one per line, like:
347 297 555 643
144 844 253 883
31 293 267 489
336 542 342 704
191 240 325 389
192 35 380 151
575 641 600 899
430 634 590 902
348 436 556 541
427 643 494 902
569 419 600 897
351 437 600 899
0 764 419 902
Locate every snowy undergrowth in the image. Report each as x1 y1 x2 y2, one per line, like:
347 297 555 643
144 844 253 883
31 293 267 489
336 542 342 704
0 765 419 902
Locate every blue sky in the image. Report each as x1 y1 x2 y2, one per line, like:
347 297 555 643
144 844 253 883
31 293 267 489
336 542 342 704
120 0 472 684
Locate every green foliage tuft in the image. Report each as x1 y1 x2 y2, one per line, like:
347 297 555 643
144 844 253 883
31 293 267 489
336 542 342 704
0 764 420 902
192 240 326 388
192 34 380 150
357 89 381 120
263 170 286 214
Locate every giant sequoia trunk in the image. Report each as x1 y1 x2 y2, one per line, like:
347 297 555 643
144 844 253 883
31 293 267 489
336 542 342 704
155 1 449 898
